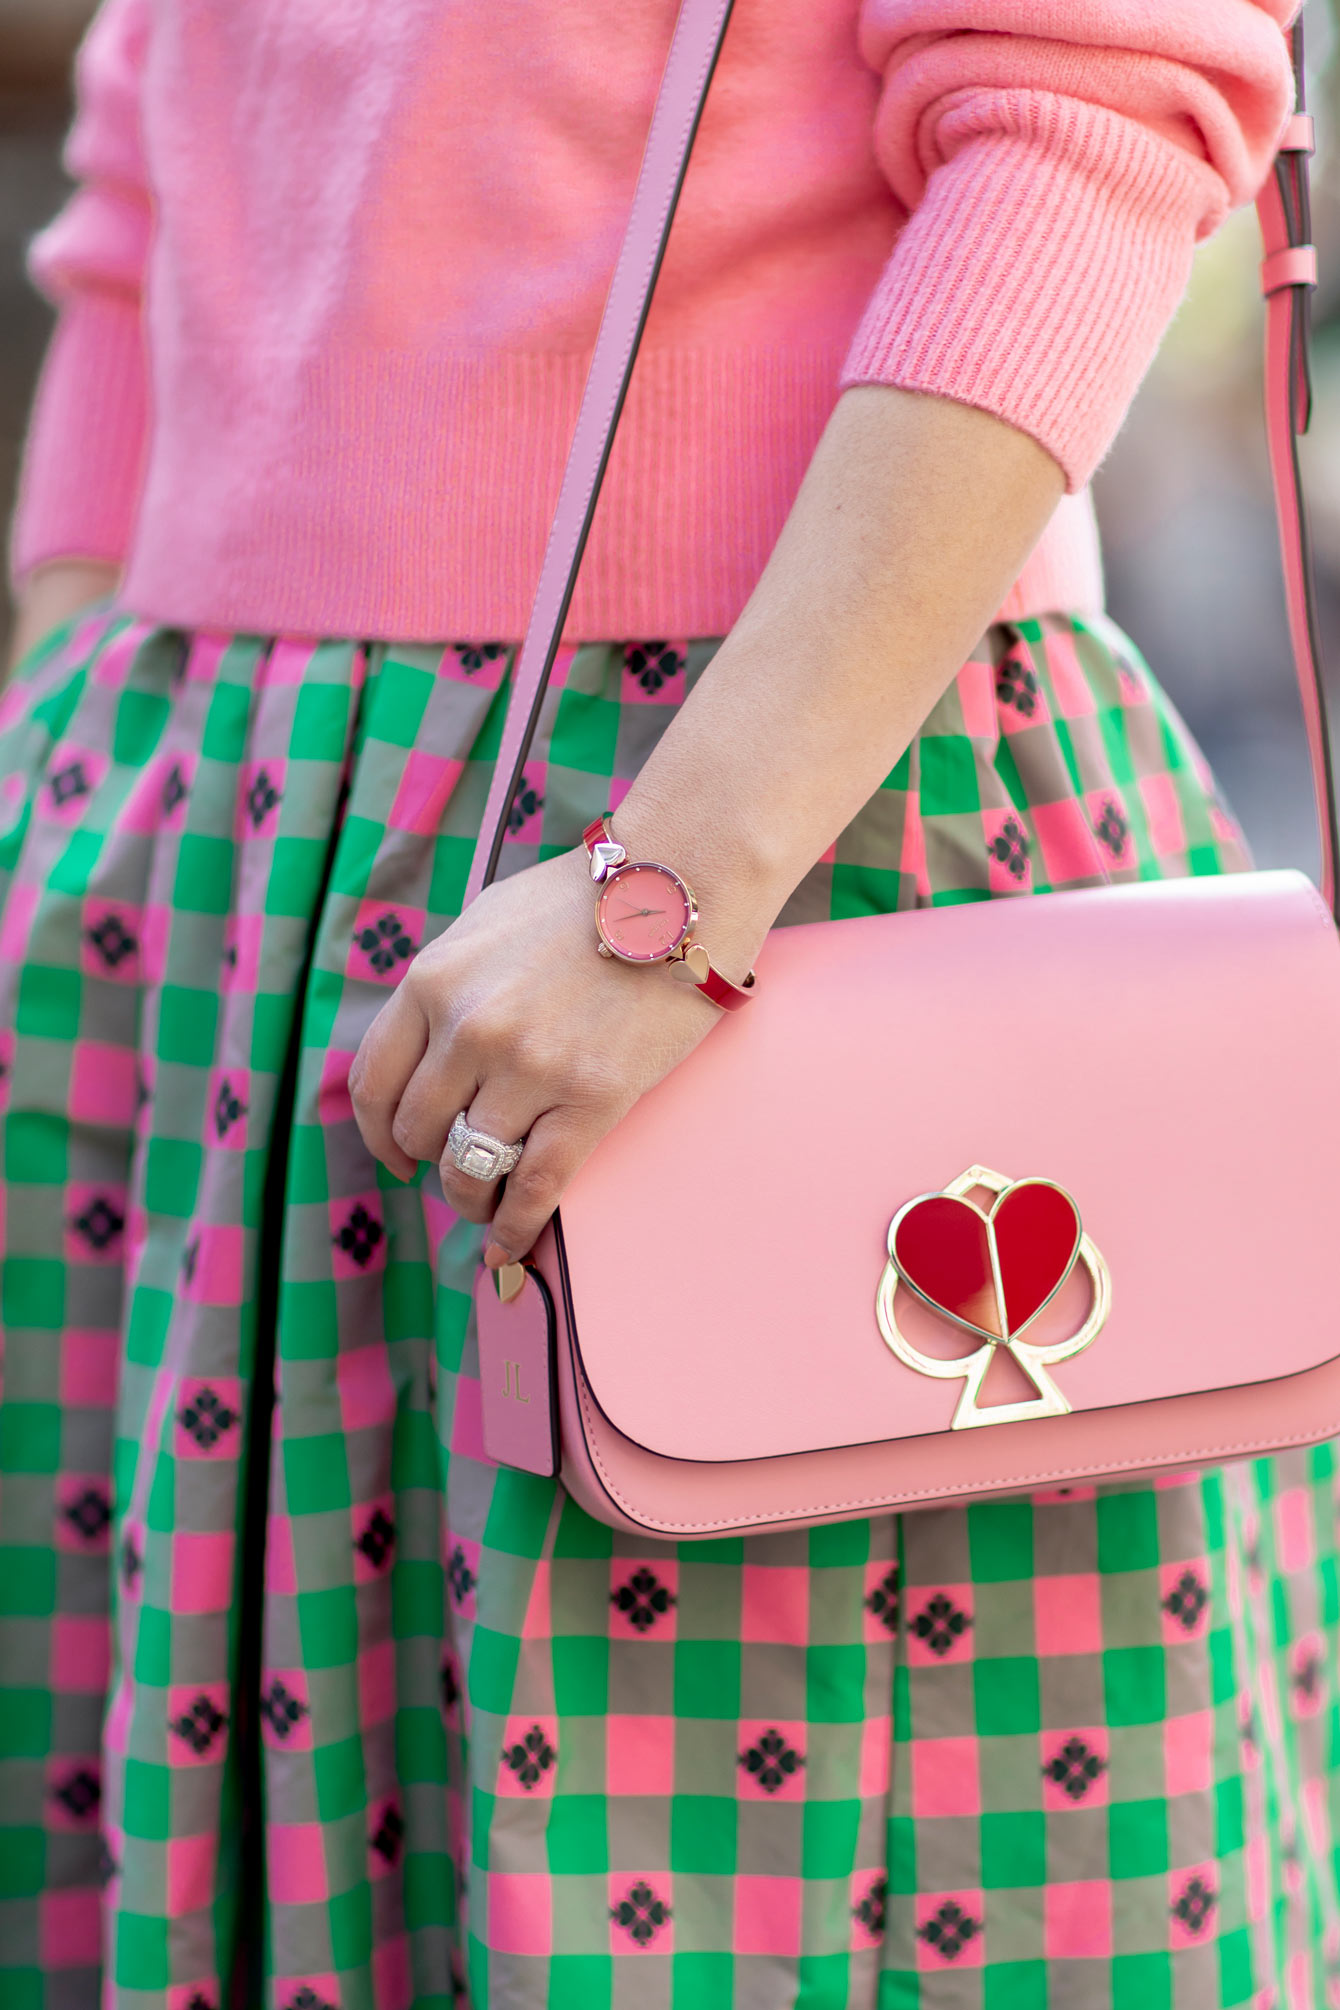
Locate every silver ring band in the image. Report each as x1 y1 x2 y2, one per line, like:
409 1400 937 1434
447 1110 526 1183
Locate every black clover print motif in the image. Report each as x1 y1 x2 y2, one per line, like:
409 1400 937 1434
86 911 138 971
1043 1735 1107 1802
853 1874 888 1941
986 815 1031 882
169 1693 228 1756
161 762 189 817
61 1485 112 1546
71 1194 125 1255
333 1202 384 1269
506 779 544 835
244 769 281 830
909 1590 972 1658
354 913 416 976
451 642 506 675
439 1658 460 1717
52 1766 101 1823
369 1803 405 1866
737 1727 804 1794
178 1386 238 1451
1162 1566 1209 1633
48 758 92 811
1293 1644 1325 1712
1093 797 1129 861
610 1880 672 1948
996 653 1039 717
354 1507 395 1571
446 1543 476 1607
611 1565 676 1633
212 1078 247 1140
501 1724 556 1791
625 641 685 694
259 1678 309 1742
865 1566 900 1635
917 1898 982 1961
1172 1873 1216 1938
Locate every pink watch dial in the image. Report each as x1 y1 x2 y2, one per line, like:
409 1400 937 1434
595 862 694 962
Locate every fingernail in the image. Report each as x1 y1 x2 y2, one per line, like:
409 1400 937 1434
484 1242 512 1269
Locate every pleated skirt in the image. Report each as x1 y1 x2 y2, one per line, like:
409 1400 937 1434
0 606 1336 2010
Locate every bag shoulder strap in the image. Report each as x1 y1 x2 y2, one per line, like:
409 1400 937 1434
1257 22 1335 916
465 4 1336 922
463 0 735 905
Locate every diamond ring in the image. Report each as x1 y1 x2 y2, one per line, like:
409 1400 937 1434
447 1110 526 1183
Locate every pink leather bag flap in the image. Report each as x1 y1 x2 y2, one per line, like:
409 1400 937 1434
554 870 1340 1464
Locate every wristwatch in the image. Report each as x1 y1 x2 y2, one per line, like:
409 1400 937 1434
581 815 757 1011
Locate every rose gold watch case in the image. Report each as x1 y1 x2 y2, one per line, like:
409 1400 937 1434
594 860 699 964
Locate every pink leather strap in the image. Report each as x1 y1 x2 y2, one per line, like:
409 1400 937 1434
463 0 736 905
1256 20 1335 919
466 4 1334 926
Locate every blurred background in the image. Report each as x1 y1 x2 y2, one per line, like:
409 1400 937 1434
2 0 1339 875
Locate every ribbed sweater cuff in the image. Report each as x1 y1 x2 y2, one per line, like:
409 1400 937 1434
9 291 148 587
839 96 1211 492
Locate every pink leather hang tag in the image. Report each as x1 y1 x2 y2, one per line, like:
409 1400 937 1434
475 1264 559 1477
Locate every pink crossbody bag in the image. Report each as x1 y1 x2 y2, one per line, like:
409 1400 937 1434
469 0 1340 1538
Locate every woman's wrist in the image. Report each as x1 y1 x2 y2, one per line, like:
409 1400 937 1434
593 781 787 983
578 390 1066 975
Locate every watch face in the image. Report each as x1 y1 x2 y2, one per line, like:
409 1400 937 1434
595 862 694 962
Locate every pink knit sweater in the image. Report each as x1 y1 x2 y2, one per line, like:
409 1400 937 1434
12 0 1292 643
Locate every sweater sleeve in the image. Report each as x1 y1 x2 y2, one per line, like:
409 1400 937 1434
9 0 153 586
839 0 1296 489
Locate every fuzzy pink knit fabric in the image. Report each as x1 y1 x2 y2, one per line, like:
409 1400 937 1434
11 0 1293 642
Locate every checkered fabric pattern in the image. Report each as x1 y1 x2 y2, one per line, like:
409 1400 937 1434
0 607 1336 2010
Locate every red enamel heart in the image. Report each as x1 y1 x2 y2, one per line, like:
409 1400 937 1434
891 1180 1082 1341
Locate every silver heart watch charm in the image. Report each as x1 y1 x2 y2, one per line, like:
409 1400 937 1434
589 838 627 882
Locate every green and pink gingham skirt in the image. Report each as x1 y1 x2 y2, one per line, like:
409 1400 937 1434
1 607 1338 2010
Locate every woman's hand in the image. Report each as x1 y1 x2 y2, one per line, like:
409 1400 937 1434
7 558 121 675
349 387 1067 1263
349 845 751 1264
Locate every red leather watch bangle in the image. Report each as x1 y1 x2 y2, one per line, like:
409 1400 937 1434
581 815 757 1010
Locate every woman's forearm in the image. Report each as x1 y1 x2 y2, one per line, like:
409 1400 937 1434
610 384 1066 975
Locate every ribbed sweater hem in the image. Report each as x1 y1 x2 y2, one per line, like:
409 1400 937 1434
19 331 1102 641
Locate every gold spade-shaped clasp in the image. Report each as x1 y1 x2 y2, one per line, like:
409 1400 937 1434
875 1164 1111 1429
